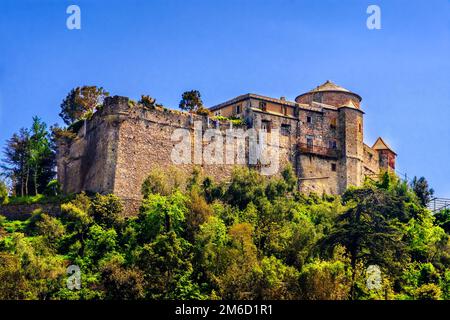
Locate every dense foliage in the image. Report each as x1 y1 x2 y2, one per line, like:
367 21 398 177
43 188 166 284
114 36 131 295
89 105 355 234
0 166 448 300
1 117 56 197
179 90 210 115
59 86 109 126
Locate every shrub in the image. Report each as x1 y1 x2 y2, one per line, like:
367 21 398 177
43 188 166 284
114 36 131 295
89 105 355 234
0 181 9 205
101 260 145 300
35 214 65 245
141 167 185 197
414 283 442 300
299 260 351 300
44 179 61 196
90 194 124 228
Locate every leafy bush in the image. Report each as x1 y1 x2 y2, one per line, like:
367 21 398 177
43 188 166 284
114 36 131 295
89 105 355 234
0 181 8 204
0 167 448 300
415 283 442 300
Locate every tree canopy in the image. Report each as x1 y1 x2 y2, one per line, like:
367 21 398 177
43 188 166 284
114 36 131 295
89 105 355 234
0 167 448 300
59 86 109 125
179 90 209 115
2 117 55 196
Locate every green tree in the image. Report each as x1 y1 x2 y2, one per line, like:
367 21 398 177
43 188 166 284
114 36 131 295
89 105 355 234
59 86 109 125
101 259 145 300
2 128 30 196
217 223 260 299
253 256 300 299
138 95 161 109
299 258 351 300
141 167 186 197
137 231 201 299
90 193 124 229
35 214 65 248
434 209 450 233
185 190 213 241
28 116 54 196
2 118 55 196
179 90 203 113
138 191 188 241
320 187 407 299
411 176 434 207
0 180 8 204
225 167 266 210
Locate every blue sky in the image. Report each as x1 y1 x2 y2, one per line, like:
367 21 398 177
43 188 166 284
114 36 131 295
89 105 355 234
0 0 449 196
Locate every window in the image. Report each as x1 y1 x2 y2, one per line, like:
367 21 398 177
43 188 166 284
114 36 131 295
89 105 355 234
358 123 362 133
329 140 337 149
235 105 241 114
331 163 337 172
259 101 267 111
313 92 323 103
306 136 313 148
330 118 337 129
281 124 291 136
306 116 312 124
282 106 288 116
261 120 271 133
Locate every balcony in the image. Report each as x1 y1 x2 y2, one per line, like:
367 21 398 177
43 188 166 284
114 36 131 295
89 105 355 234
298 142 339 158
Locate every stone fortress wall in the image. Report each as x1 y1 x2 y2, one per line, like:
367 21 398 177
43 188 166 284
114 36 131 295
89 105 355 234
57 81 397 214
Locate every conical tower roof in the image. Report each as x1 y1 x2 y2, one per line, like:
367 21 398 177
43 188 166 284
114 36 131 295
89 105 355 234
296 80 362 102
372 137 397 155
309 80 352 93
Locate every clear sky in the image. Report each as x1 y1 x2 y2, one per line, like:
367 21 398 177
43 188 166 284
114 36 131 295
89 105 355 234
0 0 449 196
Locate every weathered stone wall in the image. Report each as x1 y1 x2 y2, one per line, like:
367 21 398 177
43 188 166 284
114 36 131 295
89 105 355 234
113 103 295 205
57 96 125 195
296 91 361 109
113 105 239 203
363 144 380 176
0 203 61 220
297 155 339 195
56 92 389 215
338 107 364 193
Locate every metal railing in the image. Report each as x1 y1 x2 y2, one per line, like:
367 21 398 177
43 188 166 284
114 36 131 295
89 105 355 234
428 198 450 213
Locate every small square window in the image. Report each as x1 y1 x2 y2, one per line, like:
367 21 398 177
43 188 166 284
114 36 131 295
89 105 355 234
330 118 337 129
331 163 337 172
306 116 312 124
281 124 291 136
261 120 271 133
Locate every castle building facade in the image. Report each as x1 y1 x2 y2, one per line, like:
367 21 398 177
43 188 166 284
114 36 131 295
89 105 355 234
208 80 396 195
57 81 396 213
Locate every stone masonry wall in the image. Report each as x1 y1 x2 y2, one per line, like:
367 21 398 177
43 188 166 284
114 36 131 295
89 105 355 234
0 203 61 220
57 94 386 215
113 103 295 206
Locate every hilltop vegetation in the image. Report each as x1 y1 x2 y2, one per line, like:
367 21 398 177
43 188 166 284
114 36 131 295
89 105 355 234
0 166 449 300
0 86 447 300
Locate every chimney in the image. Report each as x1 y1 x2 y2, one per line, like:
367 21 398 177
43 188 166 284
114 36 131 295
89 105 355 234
280 96 286 101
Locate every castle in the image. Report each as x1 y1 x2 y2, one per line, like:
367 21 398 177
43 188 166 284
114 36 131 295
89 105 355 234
57 81 396 214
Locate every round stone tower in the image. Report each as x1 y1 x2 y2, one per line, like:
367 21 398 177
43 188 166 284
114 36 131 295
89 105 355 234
296 80 365 193
295 80 362 108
